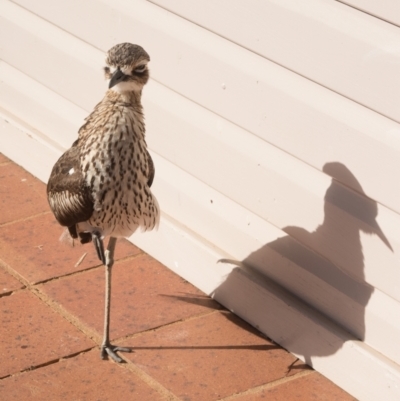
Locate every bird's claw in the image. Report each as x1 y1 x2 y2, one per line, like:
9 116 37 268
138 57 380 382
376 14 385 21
100 344 132 363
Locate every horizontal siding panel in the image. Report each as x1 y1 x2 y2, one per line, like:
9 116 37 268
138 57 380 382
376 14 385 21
0 62 85 151
1 57 400 366
0 114 59 183
0 1 105 111
338 0 400 26
7 0 400 216
151 0 400 122
144 81 400 299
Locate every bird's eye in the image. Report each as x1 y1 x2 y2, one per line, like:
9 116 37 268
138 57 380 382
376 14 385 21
134 65 147 74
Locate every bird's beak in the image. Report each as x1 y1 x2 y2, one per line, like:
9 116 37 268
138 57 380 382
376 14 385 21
109 68 127 89
372 220 393 252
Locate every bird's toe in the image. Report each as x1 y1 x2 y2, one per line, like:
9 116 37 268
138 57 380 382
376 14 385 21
100 344 132 363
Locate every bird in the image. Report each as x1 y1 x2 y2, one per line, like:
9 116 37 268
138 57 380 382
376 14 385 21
47 43 160 363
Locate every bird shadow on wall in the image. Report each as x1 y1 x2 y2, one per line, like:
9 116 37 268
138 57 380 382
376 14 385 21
213 162 392 367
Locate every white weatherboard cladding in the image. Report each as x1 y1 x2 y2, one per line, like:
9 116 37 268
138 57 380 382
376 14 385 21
338 0 400 26
152 0 400 121
0 62 85 150
10 0 400 215
1 1 400 400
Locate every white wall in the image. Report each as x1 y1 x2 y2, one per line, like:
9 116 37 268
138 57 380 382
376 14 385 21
1 1 399 399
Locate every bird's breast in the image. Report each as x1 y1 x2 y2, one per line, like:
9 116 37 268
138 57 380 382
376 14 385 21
78 110 158 236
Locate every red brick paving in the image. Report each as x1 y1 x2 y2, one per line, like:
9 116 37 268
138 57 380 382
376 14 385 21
0 265 24 294
0 291 94 378
0 155 357 400
124 311 306 401
0 213 140 284
0 349 166 401
231 373 357 401
39 254 222 340
0 163 49 224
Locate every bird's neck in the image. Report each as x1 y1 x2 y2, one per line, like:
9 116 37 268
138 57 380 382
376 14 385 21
105 89 143 109
78 89 146 142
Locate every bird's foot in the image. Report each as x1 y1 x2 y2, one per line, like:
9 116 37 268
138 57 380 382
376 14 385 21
100 343 132 363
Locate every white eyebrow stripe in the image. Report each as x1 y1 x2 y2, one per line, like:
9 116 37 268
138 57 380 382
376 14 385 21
121 66 131 75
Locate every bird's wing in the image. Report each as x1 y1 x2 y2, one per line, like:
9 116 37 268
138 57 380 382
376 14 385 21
146 149 155 188
47 145 94 228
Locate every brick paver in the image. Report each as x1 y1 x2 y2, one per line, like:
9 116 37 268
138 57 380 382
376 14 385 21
0 349 166 401
0 214 140 284
0 154 357 400
38 254 222 340
0 163 48 224
230 372 357 401
0 266 24 294
124 311 309 401
0 291 93 378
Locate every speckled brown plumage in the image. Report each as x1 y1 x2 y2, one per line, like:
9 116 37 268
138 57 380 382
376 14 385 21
47 43 159 241
46 43 159 363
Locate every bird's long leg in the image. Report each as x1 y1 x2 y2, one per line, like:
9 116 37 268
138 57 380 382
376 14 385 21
93 235 131 362
92 232 106 265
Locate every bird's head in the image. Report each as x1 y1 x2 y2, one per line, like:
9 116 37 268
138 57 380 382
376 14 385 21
104 43 150 94
323 162 393 251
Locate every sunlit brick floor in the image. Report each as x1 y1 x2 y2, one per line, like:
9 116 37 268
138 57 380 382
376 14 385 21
0 153 357 400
